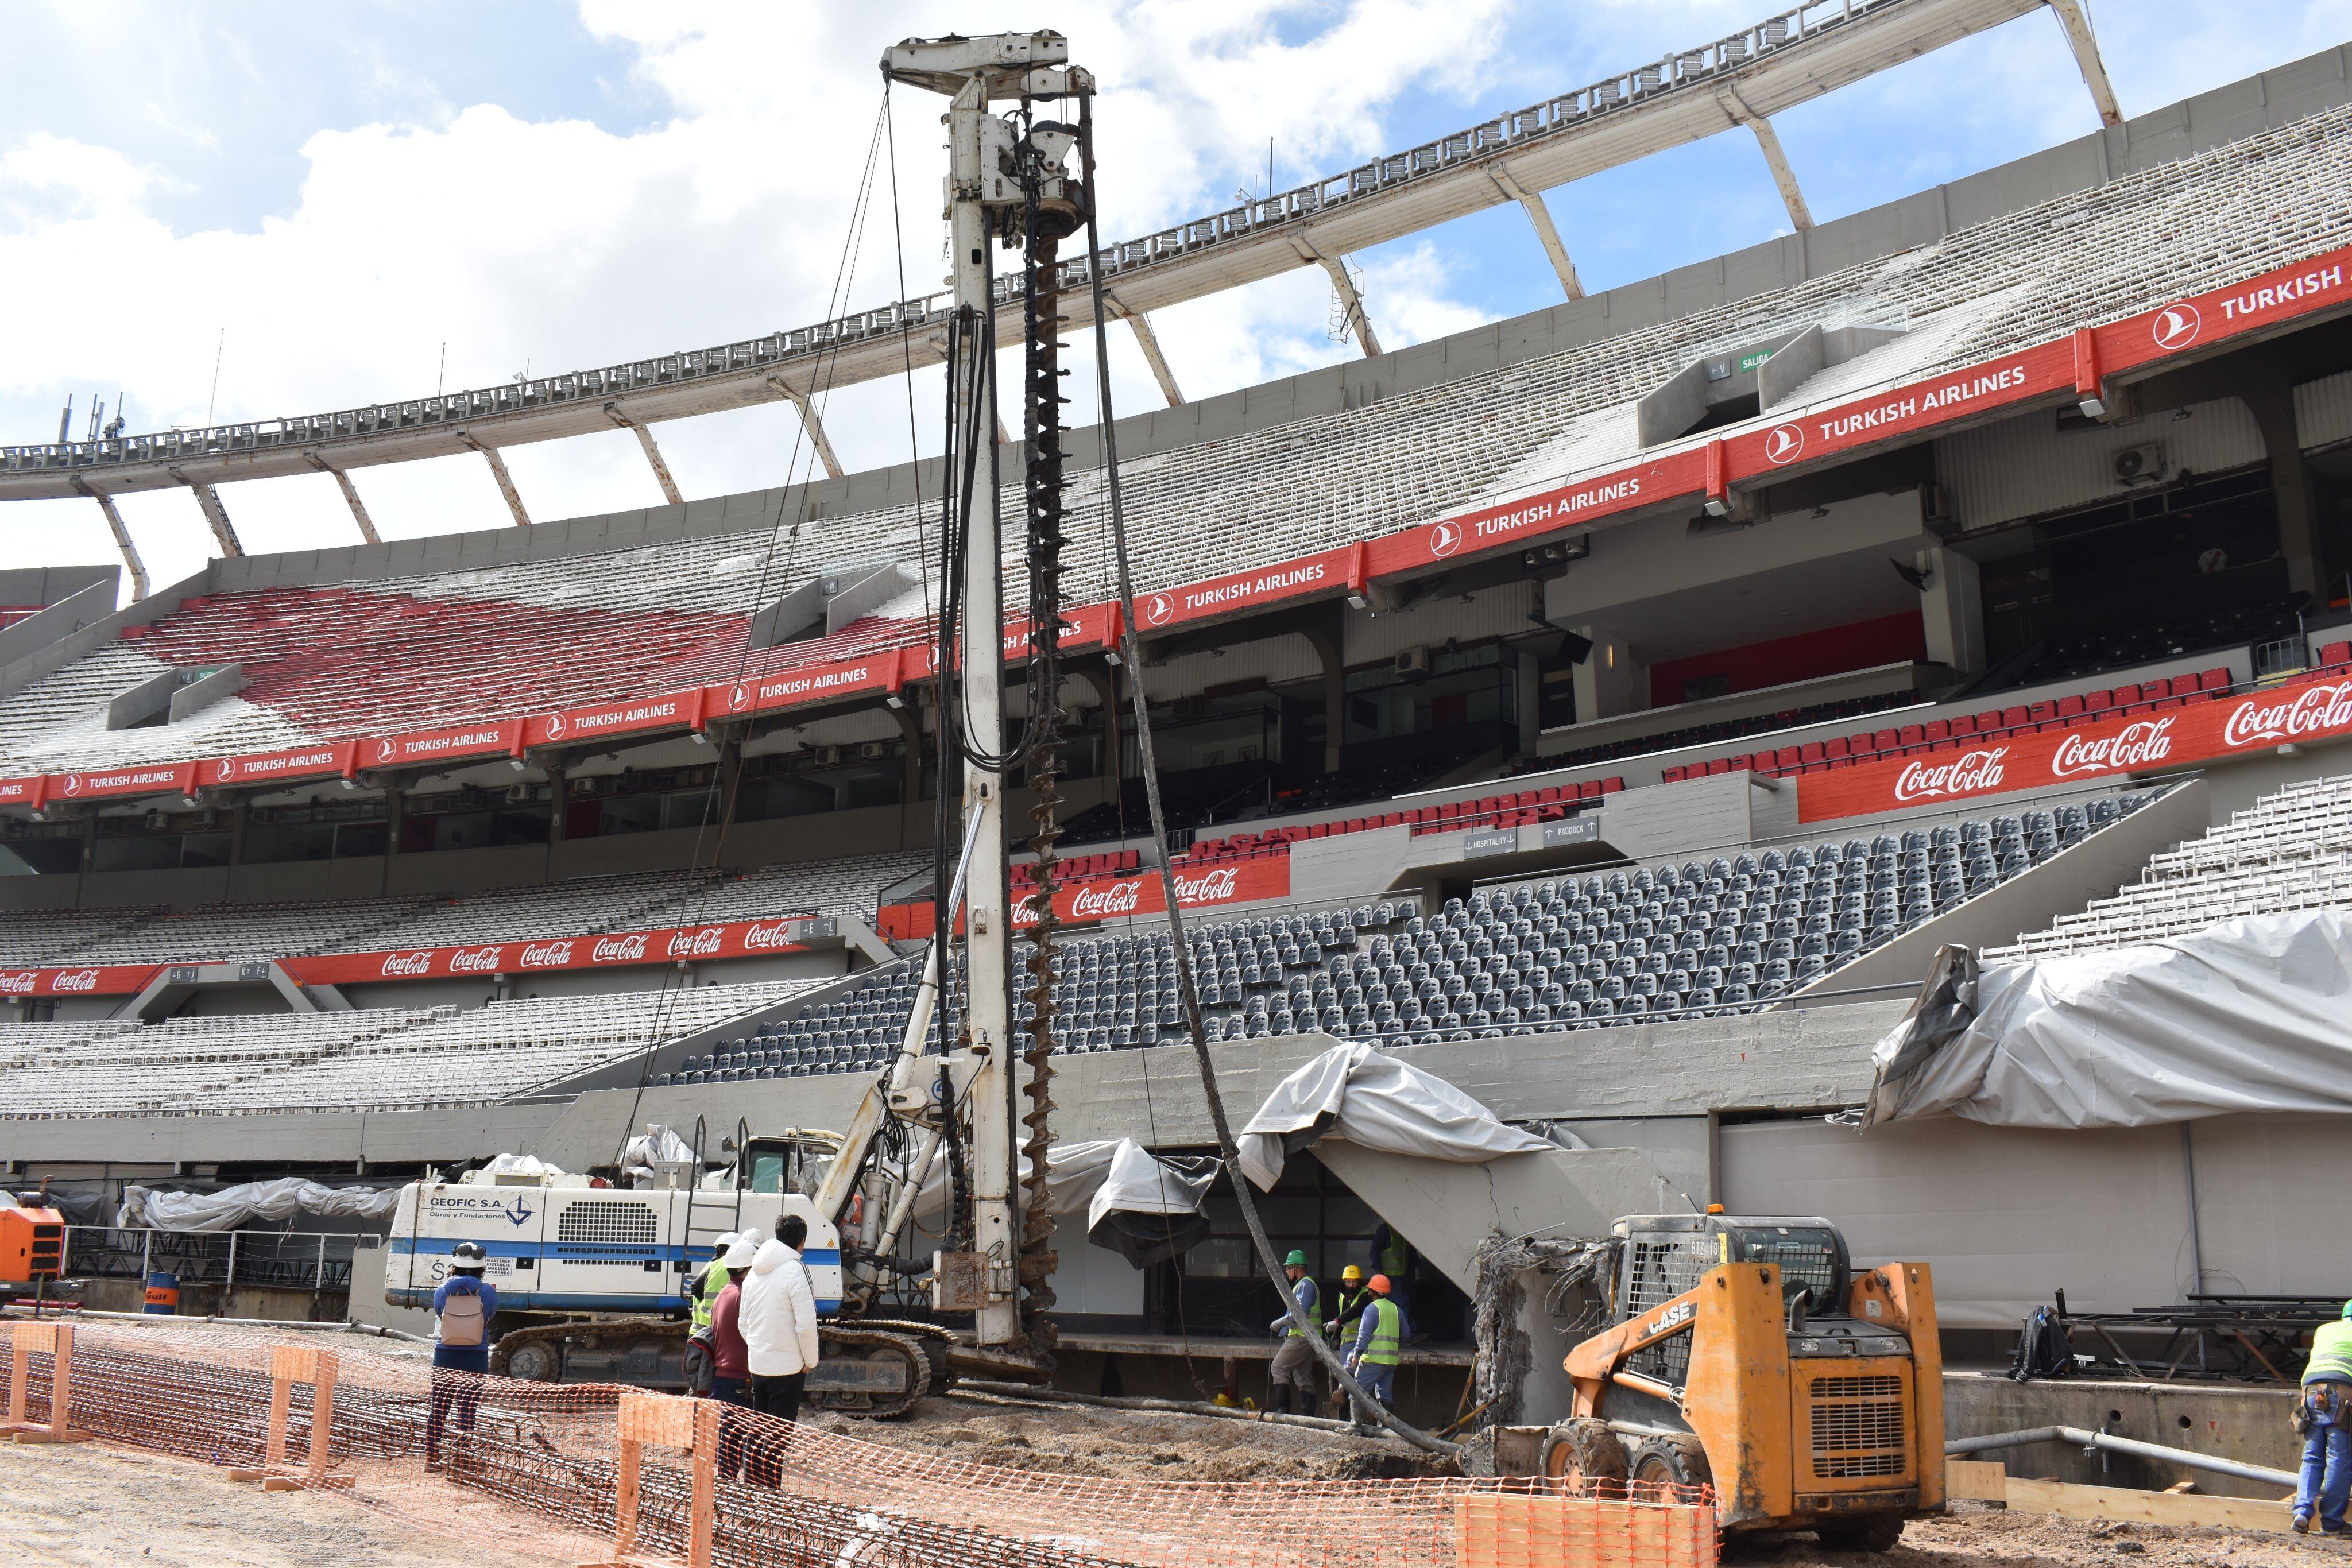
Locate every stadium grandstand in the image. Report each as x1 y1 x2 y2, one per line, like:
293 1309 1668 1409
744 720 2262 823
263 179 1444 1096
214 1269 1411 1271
10 13 2352 1397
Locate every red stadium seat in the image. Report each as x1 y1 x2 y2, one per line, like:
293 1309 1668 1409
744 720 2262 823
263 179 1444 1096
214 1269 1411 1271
1600 777 1623 793
2324 642 2352 668
2083 690 2112 714
1662 765 1686 782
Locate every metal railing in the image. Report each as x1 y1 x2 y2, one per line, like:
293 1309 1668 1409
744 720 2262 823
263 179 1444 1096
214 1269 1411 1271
60 1225 381 1295
0 0 1895 479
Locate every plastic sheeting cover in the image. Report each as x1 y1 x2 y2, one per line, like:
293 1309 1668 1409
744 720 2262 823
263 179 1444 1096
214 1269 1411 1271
1085 1140 1221 1268
118 1178 401 1233
1237 1040 1553 1191
1866 911 2352 1129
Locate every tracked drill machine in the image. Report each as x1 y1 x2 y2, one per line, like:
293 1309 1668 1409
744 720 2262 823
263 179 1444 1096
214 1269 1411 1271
385 32 1100 1410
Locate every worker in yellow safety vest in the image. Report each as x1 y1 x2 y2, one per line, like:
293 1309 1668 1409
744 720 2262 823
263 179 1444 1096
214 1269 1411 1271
691 1233 741 1332
1343 1273 1404 1430
2296 1302 2352 1534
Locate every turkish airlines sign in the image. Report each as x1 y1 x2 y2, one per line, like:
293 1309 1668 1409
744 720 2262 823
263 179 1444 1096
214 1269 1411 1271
50 762 200 802
527 688 703 749
364 719 525 771
709 651 903 718
280 915 815 987
208 740 358 788
1797 674 2352 823
1132 546 1363 631
0 964 163 997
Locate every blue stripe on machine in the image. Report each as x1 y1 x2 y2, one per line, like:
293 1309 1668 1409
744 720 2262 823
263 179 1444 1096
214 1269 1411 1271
390 1239 846 1270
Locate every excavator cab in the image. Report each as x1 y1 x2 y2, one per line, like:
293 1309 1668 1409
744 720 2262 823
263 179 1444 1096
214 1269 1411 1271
1545 1213 1943 1554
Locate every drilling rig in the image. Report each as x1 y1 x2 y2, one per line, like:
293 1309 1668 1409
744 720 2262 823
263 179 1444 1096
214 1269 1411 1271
384 32 1096 1408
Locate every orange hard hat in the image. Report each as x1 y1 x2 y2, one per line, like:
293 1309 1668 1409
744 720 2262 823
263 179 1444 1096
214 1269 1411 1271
1368 1273 1392 1294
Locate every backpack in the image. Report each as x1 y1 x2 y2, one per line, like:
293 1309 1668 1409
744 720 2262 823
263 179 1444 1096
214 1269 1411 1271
440 1283 487 1348
2007 1304 2074 1383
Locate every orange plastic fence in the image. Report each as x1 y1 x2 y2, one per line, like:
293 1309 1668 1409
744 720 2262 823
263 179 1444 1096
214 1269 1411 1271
5 1319 87 1444
0 1318 1717 1568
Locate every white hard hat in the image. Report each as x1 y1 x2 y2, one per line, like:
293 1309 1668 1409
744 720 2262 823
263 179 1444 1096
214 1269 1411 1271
714 1232 740 1250
724 1238 759 1269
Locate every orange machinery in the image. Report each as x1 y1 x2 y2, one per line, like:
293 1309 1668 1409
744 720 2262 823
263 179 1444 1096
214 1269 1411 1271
0 1194 67 1288
1535 1212 1942 1555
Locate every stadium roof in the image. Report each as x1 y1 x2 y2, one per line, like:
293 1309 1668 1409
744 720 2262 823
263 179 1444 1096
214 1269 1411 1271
6 76 2352 800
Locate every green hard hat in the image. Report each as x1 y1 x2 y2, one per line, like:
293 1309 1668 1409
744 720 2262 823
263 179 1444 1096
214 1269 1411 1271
1285 1249 1310 1268
2341 1299 2352 1319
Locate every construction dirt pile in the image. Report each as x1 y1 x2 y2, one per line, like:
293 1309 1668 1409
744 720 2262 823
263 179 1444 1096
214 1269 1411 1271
1758 1503 2346 1566
804 1392 1434 1481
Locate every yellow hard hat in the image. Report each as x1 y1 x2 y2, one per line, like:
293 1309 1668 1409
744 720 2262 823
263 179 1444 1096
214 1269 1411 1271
1341 1264 1364 1283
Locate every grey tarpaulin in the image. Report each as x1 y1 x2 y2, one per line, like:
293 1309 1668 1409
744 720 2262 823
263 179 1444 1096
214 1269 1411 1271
1085 1139 1221 1268
1866 911 2352 1129
914 1138 1216 1260
1237 1040 1553 1190
118 1178 401 1233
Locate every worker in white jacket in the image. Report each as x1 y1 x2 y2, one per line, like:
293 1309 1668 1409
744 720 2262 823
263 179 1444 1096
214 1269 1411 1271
738 1215 821 1482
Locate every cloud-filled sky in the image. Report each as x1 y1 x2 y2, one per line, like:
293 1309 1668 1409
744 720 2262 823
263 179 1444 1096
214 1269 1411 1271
6 0 2349 599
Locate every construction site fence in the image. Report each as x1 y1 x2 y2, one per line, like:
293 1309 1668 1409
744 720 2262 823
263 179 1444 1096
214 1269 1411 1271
59 1225 379 1295
0 1315 1719 1567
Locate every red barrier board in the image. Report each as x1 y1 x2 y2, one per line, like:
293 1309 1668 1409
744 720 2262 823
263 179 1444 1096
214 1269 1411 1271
281 915 815 986
361 718 525 772
1796 675 2352 823
1131 545 1363 632
49 762 199 802
2099 247 2351 378
525 688 704 749
0 965 163 998
899 605 1113 683
705 650 903 719
0 776 41 807
1364 454 1702 579
206 741 358 788
1013 854 1293 929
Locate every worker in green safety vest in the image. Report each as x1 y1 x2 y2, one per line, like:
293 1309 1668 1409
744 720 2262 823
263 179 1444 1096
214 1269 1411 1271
2296 1300 2352 1534
690 1232 741 1332
1266 1249 1322 1415
1343 1272 1403 1430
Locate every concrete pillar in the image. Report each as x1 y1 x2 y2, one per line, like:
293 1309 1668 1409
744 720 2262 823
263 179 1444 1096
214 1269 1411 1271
1717 89 1813 230
2046 0 2125 128
1296 242 1382 358
545 761 568 845
1301 622 1349 775
78 811 97 873
768 377 845 481
169 470 244 556
1489 165 1584 301
1077 664 1121 781
2239 380 2327 601
1918 547 1984 679
74 482 150 601
308 457 381 544
606 407 684 506
889 696 926 810
1569 627 1647 722
460 436 531 528
228 798 250 869
713 735 745 855
1515 646 1542 760
381 783 404 866
1122 311 1185 406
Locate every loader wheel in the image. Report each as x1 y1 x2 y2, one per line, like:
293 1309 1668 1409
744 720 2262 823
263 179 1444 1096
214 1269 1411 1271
1816 1516 1904 1554
1626 1434 1711 1497
1541 1420 1627 1497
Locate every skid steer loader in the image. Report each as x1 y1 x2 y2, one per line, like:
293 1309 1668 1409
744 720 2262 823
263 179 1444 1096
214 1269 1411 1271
1534 1211 1944 1553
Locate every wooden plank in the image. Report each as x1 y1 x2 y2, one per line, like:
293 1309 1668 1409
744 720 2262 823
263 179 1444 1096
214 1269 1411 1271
1947 1459 2009 1501
2003 1476 2296 1534
269 1344 322 1384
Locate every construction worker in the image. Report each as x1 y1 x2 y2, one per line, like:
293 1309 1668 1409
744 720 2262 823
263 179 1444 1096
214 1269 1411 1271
2296 1301 2352 1533
1267 1249 1321 1415
1344 1272 1404 1431
1326 1264 1373 1340
1374 1222 1415 1339
707 1236 759 1481
691 1232 740 1333
425 1241 497 1470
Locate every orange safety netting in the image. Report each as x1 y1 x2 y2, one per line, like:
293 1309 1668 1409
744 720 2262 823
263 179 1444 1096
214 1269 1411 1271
0 1317 1717 1568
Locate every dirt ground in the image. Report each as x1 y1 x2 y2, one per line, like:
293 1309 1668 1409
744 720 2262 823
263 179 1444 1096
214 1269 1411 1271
0 1440 555 1568
10 1397 2349 1567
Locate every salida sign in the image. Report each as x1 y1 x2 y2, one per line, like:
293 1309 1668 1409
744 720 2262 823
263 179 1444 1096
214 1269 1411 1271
1796 676 2352 822
282 915 814 986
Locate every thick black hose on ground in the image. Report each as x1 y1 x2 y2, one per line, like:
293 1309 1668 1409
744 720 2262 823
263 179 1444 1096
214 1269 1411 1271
1073 93 1454 1463
953 1377 1378 1436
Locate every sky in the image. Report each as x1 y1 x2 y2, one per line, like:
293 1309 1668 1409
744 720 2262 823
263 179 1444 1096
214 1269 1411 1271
6 0 2351 601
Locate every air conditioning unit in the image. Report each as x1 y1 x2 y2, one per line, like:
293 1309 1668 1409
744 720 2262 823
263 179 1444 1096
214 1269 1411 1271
1395 646 1431 677
818 745 844 766
2113 442 2166 485
858 741 888 761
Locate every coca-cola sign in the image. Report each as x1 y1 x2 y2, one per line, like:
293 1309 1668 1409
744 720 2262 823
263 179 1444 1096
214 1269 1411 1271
0 971 35 995
2051 718 2176 779
0 965 163 997
520 940 575 968
446 946 505 974
380 951 435 978
49 969 102 993
942 855 1291 940
1893 748 2009 804
2223 682 2352 748
666 927 726 959
742 919 800 951
592 934 651 963
1798 662 2352 824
